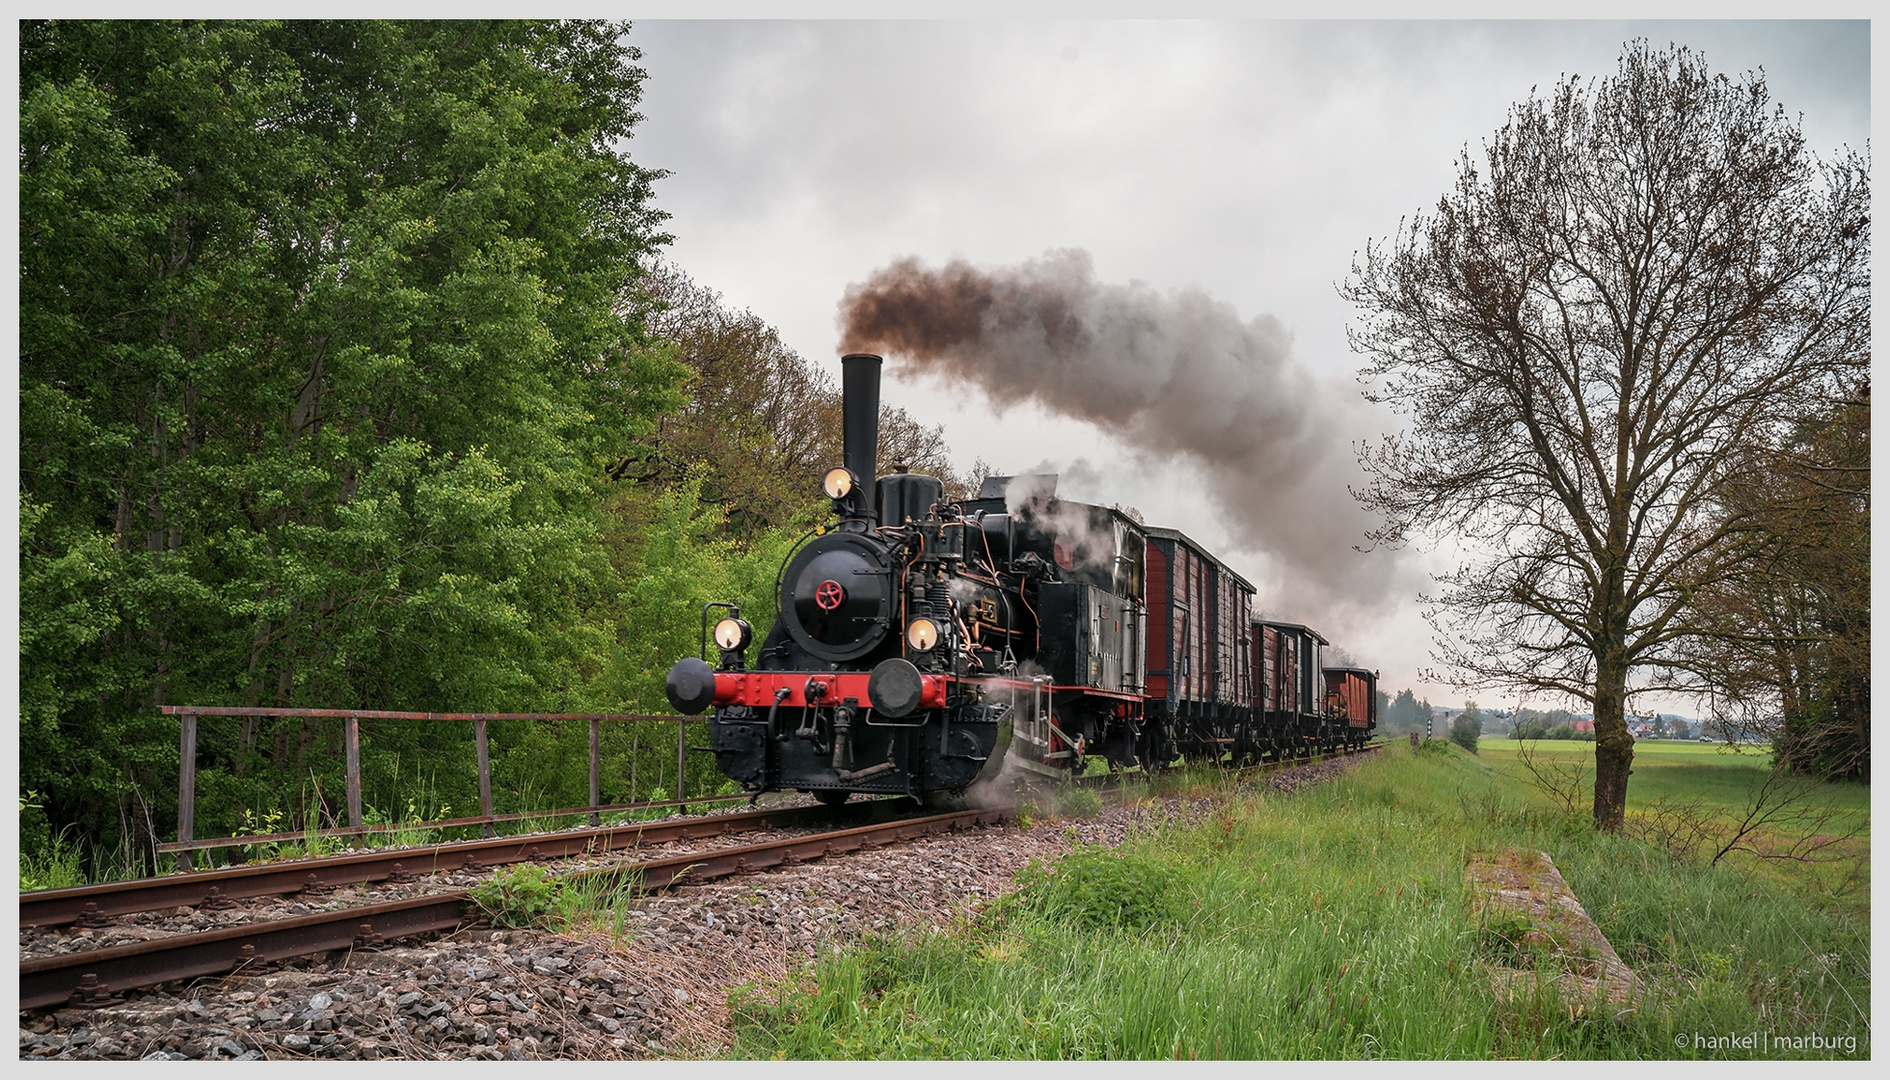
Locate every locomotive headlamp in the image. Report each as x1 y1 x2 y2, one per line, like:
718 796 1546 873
713 617 752 652
822 467 856 500
906 617 941 652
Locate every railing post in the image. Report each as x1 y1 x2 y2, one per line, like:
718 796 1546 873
344 713 363 831
177 712 198 870
589 718 602 827
677 717 687 815
476 717 494 838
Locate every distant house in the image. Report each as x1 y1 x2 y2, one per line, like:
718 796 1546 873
1571 719 1595 735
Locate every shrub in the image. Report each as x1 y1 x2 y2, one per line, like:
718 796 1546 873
1449 713 1482 754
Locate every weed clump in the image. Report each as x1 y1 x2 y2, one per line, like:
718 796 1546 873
1477 912 1539 967
1009 845 1175 931
470 863 561 928
467 863 644 938
1052 785 1103 819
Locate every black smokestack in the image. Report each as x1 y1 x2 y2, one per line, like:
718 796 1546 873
841 352 882 523
838 249 1415 624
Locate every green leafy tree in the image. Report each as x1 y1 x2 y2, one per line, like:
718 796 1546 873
1510 709 1554 740
1675 391 1869 780
1384 688 1436 735
20 19 681 873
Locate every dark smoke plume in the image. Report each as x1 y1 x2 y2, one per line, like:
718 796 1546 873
839 249 1408 622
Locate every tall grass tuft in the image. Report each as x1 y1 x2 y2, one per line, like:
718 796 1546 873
20 825 88 892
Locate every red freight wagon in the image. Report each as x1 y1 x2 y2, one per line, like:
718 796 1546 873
1322 666 1379 736
1144 528 1254 759
1254 620 1330 751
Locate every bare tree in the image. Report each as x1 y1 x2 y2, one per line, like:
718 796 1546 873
1342 42 1868 830
627 264 971 532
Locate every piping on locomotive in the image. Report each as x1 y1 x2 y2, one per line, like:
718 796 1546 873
663 353 1376 806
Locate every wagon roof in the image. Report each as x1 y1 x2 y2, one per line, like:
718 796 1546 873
1253 618 1329 645
1142 527 1256 592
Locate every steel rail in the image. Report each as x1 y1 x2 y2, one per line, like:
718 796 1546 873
20 806 1008 1012
22 797 922 929
21 892 473 1012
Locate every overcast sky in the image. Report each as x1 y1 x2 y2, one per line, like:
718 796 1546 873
622 19 1870 715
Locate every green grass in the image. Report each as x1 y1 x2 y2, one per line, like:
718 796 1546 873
469 861 646 943
725 742 1869 1060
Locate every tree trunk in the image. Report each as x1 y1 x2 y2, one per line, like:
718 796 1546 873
1591 646 1635 831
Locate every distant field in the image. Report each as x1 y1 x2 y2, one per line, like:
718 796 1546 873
1477 737 1869 910
1478 737 1866 816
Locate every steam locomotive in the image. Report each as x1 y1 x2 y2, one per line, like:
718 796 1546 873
664 354 1376 805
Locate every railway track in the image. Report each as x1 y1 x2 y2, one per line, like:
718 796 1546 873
1234 739 1383 780
1075 738 1384 792
20 805 1010 1011
21 741 1383 1013
21 796 922 930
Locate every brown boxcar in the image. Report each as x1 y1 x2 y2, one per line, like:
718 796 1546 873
1254 620 1326 715
1322 666 1379 744
1254 620 1331 751
1145 529 1254 755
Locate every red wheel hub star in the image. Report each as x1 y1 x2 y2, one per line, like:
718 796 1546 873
814 579 846 611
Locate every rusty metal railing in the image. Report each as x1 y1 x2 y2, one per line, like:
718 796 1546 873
158 706 706 868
